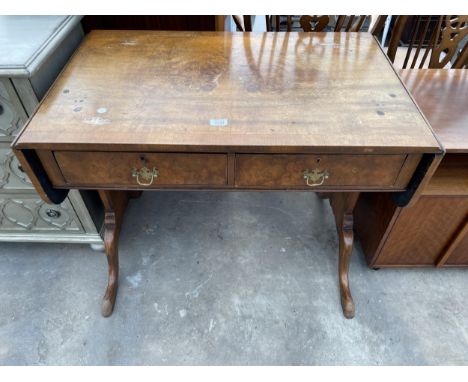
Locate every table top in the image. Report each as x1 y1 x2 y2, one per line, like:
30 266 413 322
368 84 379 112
399 69 468 154
16 30 441 155
0 16 82 77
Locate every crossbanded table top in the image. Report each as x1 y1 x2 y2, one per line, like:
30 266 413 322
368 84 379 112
16 30 442 154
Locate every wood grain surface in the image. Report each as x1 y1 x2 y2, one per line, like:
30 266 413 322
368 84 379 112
355 68 468 267
55 151 228 187
371 196 468 266
399 69 468 153
15 31 441 154
235 154 408 188
443 223 468 266
423 154 468 196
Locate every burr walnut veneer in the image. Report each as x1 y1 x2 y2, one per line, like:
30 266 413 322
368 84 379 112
13 31 443 318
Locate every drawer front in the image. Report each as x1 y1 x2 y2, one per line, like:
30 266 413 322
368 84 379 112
235 154 407 188
0 143 33 190
0 79 28 140
54 151 228 187
0 193 84 233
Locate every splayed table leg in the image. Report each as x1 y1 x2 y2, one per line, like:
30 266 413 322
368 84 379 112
330 192 360 319
98 190 129 317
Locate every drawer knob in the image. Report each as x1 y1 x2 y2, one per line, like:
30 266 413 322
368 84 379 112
303 169 329 187
131 166 159 186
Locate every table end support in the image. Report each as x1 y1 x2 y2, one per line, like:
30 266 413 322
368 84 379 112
330 192 360 319
101 210 119 317
98 190 129 317
338 212 356 319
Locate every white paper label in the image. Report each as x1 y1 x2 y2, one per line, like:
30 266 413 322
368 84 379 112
209 119 228 126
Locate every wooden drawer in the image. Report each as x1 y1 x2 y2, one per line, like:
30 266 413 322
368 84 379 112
235 154 409 189
54 151 228 188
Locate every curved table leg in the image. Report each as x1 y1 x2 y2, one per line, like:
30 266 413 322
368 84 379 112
101 211 119 317
338 213 355 318
330 192 360 319
98 190 129 317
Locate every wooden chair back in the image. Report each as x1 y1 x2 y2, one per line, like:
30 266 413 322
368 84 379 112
299 15 330 32
241 15 369 33
265 16 292 31
299 15 369 32
372 15 468 69
232 15 253 31
334 15 368 31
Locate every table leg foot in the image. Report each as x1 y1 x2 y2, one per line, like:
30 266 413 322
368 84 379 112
330 193 359 319
98 191 129 318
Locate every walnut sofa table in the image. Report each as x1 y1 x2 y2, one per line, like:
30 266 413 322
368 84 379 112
13 31 443 318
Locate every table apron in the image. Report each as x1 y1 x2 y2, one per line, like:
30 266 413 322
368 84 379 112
47 151 422 191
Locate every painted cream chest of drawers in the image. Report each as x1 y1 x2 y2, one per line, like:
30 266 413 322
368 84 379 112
0 16 103 246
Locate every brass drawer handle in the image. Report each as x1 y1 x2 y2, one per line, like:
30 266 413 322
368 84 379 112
303 169 329 187
131 166 159 186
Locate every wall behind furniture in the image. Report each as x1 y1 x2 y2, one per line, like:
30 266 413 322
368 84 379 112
81 15 217 33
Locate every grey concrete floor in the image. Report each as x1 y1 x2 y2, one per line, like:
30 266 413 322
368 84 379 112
0 191 467 365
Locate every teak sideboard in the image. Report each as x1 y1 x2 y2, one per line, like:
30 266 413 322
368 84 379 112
355 69 468 267
12 31 443 318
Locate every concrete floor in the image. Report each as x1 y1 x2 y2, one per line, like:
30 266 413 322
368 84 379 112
0 191 467 365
